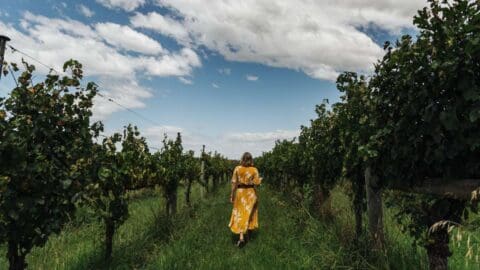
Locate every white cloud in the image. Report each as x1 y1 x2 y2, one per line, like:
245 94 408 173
218 68 231 75
130 12 190 44
211 83 219 88
139 48 201 76
224 130 298 143
144 125 184 142
96 0 145 12
77 4 95 18
331 1 422 32
179 77 193 85
221 129 299 158
143 125 208 153
0 12 201 120
92 77 152 121
246 74 258 81
143 126 299 158
95 22 164 54
142 0 425 81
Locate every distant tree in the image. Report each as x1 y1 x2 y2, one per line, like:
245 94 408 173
160 133 184 216
183 150 200 206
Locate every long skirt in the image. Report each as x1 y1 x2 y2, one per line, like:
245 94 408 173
229 187 258 234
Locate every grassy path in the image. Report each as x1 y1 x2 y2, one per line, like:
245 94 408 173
1 183 477 269
143 186 376 269
0 184 371 269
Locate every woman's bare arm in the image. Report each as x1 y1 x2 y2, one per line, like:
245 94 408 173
230 181 236 203
230 166 238 203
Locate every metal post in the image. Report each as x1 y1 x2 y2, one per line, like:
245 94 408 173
0 35 11 80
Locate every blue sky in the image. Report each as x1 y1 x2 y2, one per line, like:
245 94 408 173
0 0 424 158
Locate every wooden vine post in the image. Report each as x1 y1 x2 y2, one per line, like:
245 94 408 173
365 168 480 269
200 145 206 196
364 166 385 250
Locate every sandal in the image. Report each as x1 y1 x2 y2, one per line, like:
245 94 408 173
236 239 245 248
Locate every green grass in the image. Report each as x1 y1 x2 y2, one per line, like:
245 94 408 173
144 185 363 269
0 183 206 269
1 183 478 269
447 212 480 270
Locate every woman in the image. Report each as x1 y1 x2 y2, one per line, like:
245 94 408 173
228 152 262 247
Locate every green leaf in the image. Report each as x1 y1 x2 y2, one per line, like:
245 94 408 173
439 110 458 130
35 198 45 205
463 88 479 101
99 167 111 180
8 210 19 221
469 109 480 123
62 179 72 189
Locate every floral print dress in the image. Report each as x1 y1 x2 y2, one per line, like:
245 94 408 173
228 165 262 234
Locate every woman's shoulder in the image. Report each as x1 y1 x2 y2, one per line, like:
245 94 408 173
235 165 258 171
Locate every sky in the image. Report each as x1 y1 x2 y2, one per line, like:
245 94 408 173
0 0 424 158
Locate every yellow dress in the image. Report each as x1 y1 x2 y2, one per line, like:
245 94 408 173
228 165 262 234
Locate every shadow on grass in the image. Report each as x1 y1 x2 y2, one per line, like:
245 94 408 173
69 203 200 270
229 229 260 248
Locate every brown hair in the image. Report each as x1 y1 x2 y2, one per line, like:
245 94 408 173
240 152 254 167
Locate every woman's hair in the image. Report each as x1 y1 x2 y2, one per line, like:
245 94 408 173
240 152 254 167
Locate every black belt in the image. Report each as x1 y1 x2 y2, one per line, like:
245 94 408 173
237 184 254 189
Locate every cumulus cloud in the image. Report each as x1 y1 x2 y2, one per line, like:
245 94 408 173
92 77 152 121
140 48 201 76
130 12 190 44
211 83 219 88
0 12 201 120
331 0 423 31
246 74 258 81
134 0 425 81
96 0 145 12
77 4 95 18
95 22 164 55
